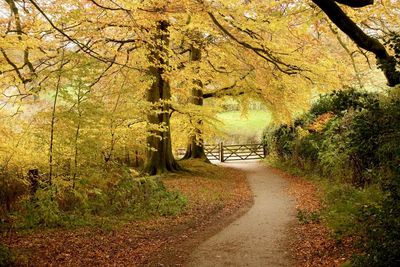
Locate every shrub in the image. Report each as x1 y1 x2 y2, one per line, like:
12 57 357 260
56 186 88 212
264 88 400 265
295 133 322 162
273 124 297 158
0 244 15 267
22 188 64 228
353 193 400 267
317 116 352 180
322 183 384 237
352 99 400 266
0 169 28 214
17 173 187 228
101 175 187 218
310 88 379 117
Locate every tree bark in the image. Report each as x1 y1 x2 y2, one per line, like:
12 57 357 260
312 0 400 87
49 46 65 185
181 88 210 162
143 20 180 175
72 85 82 189
181 45 210 162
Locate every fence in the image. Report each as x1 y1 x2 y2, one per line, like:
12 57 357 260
204 143 267 162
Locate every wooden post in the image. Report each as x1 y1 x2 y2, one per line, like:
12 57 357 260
135 150 139 167
219 142 224 162
28 169 39 195
263 144 268 158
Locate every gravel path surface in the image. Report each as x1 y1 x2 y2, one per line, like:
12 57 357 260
188 161 295 267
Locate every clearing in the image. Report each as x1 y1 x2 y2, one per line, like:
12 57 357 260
216 110 272 143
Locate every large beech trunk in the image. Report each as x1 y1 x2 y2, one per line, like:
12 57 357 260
182 45 210 163
182 87 210 162
182 134 210 162
143 20 180 175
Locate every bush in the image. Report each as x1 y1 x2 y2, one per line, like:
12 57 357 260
264 88 400 265
0 244 15 267
0 169 28 214
22 188 64 228
56 186 88 212
273 124 297 158
353 193 400 267
310 88 379 117
322 183 384 237
100 175 187 218
318 116 352 180
352 99 400 266
295 133 322 162
17 173 187 228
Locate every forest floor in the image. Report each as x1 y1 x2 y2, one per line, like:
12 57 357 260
4 160 356 266
188 161 295 266
4 160 253 266
187 161 356 267
271 167 357 267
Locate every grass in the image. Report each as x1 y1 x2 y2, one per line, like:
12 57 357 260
217 110 272 143
267 157 384 237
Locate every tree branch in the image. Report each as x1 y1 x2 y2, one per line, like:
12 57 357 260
28 0 115 64
312 0 400 86
88 0 129 11
334 0 374 8
0 49 32 84
203 69 254 99
208 12 302 75
203 83 237 99
5 0 36 81
328 23 363 87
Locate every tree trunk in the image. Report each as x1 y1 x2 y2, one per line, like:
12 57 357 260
182 134 210 162
181 45 210 162
182 88 210 162
49 47 65 185
72 84 83 189
143 20 180 175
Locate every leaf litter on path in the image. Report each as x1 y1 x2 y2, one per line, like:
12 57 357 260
270 167 358 267
4 160 252 266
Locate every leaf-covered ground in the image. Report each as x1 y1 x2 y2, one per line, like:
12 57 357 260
270 167 357 267
3 160 252 266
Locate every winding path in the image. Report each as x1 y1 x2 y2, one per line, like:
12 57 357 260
188 161 295 267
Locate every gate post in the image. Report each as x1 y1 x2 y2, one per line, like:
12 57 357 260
219 142 224 162
263 144 268 158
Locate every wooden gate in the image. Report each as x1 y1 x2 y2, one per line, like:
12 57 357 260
204 143 266 162
204 144 221 161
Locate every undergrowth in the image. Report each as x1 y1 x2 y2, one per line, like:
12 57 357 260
264 87 400 266
0 244 14 267
2 171 187 231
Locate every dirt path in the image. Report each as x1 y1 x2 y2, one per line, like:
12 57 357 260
188 161 296 267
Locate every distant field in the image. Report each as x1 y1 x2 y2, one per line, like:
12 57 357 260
216 110 272 143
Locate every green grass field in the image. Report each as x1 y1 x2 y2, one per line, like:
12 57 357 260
216 110 272 143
